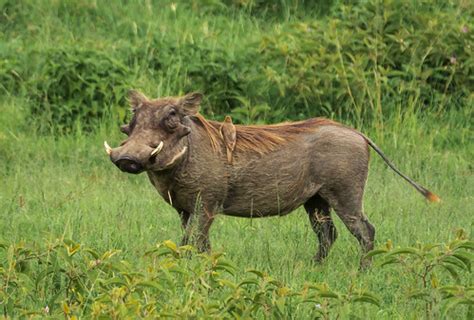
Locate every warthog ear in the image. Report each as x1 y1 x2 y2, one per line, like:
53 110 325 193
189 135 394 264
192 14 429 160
181 92 203 115
128 90 148 110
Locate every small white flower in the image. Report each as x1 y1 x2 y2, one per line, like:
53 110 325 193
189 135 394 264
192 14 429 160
315 303 322 309
43 305 50 314
171 3 177 12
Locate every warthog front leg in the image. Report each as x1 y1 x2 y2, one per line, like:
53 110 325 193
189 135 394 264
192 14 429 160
179 210 191 246
195 211 214 253
181 208 215 252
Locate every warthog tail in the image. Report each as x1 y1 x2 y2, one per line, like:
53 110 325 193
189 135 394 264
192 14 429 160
362 135 440 202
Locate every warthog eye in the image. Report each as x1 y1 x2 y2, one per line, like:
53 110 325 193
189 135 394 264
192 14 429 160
165 120 178 130
120 124 130 135
162 111 179 132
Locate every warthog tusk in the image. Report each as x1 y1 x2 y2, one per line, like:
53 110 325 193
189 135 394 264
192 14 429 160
164 146 187 168
104 141 112 155
151 141 164 156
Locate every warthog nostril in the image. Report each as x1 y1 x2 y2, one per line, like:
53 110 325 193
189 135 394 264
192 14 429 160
114 156 144 174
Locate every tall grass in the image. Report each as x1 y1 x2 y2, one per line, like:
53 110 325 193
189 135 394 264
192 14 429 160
1 0 472 131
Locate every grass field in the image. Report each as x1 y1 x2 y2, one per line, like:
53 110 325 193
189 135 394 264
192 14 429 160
1 0 473 318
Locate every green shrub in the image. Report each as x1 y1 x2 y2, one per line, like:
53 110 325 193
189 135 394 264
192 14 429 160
257 0 474 122
0 0 31 33
222 0 337 18
368 229 474 319
130 0 473 124
0 41 29 95
28 47 133 133
0 54 23 95
118 37 260 120
1 235 471 318
0 239 381 318
2 0 473 131
179 43 253 117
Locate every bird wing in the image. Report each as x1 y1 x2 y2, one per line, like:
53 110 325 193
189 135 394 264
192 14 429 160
224 125 236 151
220 123 236 164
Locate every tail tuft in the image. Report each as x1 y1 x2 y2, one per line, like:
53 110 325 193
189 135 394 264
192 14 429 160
426 191 441 203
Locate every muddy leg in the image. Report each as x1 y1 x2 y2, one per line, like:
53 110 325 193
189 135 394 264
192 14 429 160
304 194 338 263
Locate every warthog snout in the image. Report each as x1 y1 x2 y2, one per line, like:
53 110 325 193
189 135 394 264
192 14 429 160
113 155 144 174
104 140 165 174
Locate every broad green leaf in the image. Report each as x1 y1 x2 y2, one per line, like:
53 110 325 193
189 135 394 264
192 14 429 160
443 255 469 271
441 264 461 283
246 269 265 278
407 289 430 300
318 291 339 299
380 257 400 267
351 295 381 307
238 279 259 287
387 247 421 257
218 279 237 289
452 252 473 271
135 280 164 292
453 241 474 251
163 240 178 253
101 278 127 287
441 297 467 318
84 248 100 259
364 249 388 259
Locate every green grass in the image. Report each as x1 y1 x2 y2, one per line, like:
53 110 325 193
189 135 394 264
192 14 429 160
0 0 473 318
0 96 472 318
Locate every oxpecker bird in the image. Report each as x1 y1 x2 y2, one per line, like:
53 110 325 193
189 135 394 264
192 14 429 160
220 116 236 164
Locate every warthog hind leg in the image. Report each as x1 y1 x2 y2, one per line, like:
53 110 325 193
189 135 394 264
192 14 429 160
304 194 338 263
329 195 375 269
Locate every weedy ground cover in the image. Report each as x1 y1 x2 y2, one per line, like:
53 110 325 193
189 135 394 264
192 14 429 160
0 0 473 318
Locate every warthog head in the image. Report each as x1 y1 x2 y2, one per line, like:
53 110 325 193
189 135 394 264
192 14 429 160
105 91 202 174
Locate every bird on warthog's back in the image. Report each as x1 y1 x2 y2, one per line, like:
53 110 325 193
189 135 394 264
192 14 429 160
220 116 236 164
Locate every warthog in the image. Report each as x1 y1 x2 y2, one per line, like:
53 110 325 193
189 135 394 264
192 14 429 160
105 91 439 267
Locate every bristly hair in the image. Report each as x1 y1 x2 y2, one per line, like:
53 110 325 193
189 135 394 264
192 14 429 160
192 115 337 154
194 114 221 151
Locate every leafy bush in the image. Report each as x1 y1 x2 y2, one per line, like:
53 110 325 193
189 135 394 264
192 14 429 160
0 239 380 318
222 0 336 18
0 55 23 95
0 0 31 33
1 0 473 131
28 47 133 133
368 229 474 319
0 42 29 95
179 43 255 118
1 233 471 318
257 0 474 122
117 36 261 120
149 0 474 124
